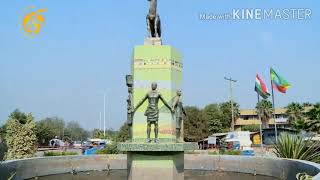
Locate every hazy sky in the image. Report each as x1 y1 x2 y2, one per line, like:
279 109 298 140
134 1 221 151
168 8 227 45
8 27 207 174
0 1 319 130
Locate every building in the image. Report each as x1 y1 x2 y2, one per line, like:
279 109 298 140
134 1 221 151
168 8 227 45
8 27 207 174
235 108 289 131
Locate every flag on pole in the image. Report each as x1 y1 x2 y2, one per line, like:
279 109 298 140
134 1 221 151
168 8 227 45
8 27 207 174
270 68 291 93
255 74 270 99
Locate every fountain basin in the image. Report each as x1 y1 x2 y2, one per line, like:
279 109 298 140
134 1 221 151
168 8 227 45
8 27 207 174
1 155 319 179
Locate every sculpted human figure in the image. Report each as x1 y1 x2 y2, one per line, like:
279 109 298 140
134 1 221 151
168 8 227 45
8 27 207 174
127 87 133 141
134 82 173 143
172 90 186 142
126 75 134 142
146 0 161 38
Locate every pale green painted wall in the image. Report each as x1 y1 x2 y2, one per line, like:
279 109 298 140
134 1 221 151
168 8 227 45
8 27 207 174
132 45 183 142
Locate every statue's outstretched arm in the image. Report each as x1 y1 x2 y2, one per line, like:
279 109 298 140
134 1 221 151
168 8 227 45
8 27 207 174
134 94 148 112
159 94 173 112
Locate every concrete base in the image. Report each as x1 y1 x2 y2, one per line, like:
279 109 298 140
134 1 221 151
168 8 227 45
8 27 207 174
144 37 162 45
127 152 183 180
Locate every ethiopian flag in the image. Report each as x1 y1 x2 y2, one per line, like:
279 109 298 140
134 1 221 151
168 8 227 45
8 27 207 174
270 68 291 93
255 74 270 99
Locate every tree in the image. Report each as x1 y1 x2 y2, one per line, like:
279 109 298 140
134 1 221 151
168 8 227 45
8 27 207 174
6 111 37 159
64 121 89 141
242 125 260 132
286 102 304 125
203 104 225 134
219 101 240 131
9 109 28 124
292 119 308 132
36 117 65 145
184 106 209 142
115 123 129 142
256 100 273 129
305 103 320 133
302 102 313 108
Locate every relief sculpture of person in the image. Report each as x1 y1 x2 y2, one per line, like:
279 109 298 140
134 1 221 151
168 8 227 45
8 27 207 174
172 90 186 142
134 82 173 143
126 75 134 142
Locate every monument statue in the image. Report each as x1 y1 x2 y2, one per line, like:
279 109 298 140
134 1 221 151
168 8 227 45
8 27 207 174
126 75 134 141
146 0 161 38
172 90 186 142
134 82 173 143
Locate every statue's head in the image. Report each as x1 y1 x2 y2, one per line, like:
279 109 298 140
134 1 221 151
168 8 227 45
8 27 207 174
151 82 157 90
177 90 182 96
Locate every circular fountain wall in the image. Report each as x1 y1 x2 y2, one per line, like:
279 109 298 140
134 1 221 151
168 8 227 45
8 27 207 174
1 155 320 180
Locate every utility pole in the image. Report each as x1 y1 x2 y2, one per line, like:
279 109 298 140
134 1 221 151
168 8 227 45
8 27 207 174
103 93 106 137
224 77 237 132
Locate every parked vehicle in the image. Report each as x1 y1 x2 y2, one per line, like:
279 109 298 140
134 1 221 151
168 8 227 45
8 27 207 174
49 139 64 148
73 141 82 148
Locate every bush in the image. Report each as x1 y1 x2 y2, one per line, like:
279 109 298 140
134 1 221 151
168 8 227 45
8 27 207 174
0 142 8 161
95 143 119 154
274 133 320 163
6 112 37 160
44 151 78 156
219 149 241 155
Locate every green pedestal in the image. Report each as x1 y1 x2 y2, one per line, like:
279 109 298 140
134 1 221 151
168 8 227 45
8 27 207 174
132 44 182 143
118 143 197 180
119 41 195 180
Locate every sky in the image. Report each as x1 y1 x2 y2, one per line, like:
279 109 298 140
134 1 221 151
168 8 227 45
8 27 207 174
0 1 319 130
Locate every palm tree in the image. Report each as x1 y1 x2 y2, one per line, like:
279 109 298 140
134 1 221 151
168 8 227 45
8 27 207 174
286 102 304 125
256 100 273 129
292 119 307 132
305 103 320 133
302 102 313 108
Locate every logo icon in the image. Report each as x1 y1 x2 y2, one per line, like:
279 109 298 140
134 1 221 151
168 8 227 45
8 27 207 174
22 6 47 36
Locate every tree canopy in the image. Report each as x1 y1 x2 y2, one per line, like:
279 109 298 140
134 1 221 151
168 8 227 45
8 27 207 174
256 100 273 128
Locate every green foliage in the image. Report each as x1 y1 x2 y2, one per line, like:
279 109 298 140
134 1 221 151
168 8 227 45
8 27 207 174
95 143 119 154
242 124 260 132
184 106 209 142
36 117 65 145
115 123 129 142
221 149 241 155
203 104 225 134
0 140 8 161
36 117 89 145
64 121 89 141
292 119 308 132
92 128 118 140
302 103 320 133
286 102 304 125
183 102 240 141
44 151 78 156
256 100 273 129
219 101 240 129
207 149 241 155
274 133 320 163
9 109 28 124
5 112 37 160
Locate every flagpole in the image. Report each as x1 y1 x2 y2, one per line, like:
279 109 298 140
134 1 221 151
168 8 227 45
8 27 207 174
270 79 278 143
257 93 263 149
